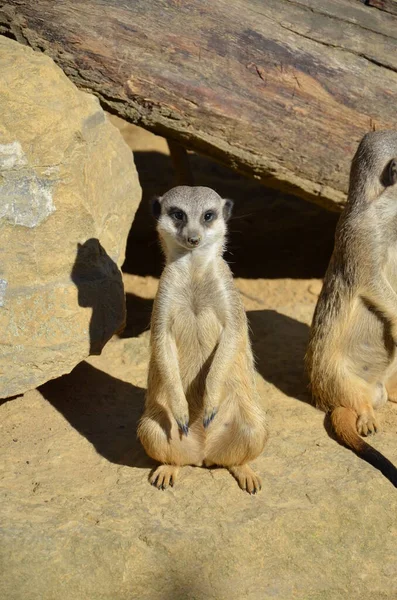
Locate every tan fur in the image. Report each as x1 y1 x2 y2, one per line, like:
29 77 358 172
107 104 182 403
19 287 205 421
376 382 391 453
306 131 397 483
138 186 268 493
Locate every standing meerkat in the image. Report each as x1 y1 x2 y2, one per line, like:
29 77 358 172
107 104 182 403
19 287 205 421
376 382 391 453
306 130 397 485
138 186 268 493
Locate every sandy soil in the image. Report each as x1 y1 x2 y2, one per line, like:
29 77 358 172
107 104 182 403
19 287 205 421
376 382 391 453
1 118 397 600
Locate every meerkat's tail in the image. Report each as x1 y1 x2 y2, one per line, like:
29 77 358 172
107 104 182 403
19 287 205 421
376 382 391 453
330 407 397 487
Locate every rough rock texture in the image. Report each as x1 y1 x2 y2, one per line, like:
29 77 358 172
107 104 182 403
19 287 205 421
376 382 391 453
0 124 396 600
0 38 141 398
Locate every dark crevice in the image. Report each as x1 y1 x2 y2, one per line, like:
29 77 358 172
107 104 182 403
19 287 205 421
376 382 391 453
364 0 397 17
0 27 16 40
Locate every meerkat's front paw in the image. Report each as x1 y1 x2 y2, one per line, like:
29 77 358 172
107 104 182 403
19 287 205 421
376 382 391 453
203 401 218 428
357 412 379 436
172 401 189 436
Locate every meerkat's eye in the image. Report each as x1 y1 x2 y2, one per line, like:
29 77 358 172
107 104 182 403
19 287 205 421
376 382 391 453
204 211 215 222
170 210 185 222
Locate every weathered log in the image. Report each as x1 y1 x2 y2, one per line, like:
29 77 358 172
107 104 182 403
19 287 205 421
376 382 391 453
1 0 397 210
365 0 397 17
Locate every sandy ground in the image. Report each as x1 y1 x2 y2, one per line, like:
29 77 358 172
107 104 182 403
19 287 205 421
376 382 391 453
1 119 397 600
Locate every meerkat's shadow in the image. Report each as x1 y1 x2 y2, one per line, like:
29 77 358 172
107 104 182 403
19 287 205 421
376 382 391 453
247 309 311 403
248 310 397 487
71 238 125 354
39 361 153 469
37 239 153 468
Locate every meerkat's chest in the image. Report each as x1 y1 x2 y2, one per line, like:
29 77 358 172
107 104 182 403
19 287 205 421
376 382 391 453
170 279 225 353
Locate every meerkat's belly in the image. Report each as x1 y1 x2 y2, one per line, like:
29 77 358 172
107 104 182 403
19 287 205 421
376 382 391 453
172 305 223 386
344 298 392 383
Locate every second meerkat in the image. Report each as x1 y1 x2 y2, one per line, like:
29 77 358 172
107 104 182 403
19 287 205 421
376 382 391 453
138 186 268 493
306 130 397 484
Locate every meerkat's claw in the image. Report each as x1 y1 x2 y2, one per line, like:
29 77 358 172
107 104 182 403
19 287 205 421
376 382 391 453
357 413 378 437
203 408 218 428
176 420 189 436
245 475 262 495
149 465 179 489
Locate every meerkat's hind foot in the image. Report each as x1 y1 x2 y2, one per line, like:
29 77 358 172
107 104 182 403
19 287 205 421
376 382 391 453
149 465 180 490
357 412 379 436
229 465 262 495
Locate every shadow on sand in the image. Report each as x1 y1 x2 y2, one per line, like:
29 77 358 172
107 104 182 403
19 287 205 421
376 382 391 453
247 309 311 403
39 361 153 469
39 239 153 469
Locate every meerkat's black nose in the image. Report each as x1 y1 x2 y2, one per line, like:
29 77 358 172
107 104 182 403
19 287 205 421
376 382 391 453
188 236 201 246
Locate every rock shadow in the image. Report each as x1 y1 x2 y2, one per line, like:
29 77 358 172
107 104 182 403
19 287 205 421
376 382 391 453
0 394 23 408
248 309 311 403
71 238 125 354
39 361 153 469
122 151 171 278
122 150 338 279
120 293 154 339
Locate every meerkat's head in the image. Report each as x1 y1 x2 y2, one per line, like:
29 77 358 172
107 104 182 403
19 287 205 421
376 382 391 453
152 186 233 257
348 130 397 205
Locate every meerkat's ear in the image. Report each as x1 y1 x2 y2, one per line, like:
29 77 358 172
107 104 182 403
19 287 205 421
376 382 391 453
223 198 234 222
151 196 162 219
385 159 397 187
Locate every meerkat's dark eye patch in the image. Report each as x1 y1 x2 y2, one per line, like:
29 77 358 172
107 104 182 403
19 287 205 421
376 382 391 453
169 208 187 223
382 159 397 187
223 199 234 222
203 210 216 223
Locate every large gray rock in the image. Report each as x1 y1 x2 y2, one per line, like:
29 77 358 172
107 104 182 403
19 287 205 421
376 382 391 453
0 38 141 398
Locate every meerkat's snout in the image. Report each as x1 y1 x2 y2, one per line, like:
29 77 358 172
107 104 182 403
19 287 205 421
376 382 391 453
187 233 201 247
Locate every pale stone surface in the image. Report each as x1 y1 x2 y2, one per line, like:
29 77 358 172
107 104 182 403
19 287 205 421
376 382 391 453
1 274 396 600
0 38 141 398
